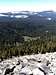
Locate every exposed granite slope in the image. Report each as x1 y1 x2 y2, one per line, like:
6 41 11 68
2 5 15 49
0 52 56 75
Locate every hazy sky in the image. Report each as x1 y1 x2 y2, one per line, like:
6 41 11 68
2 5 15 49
0 0 56 12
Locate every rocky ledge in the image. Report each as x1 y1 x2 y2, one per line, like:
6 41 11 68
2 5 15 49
0 52 56 75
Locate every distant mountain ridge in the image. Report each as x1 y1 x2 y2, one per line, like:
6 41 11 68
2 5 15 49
0 10 56 42
0 10 56 22
0 10 56 18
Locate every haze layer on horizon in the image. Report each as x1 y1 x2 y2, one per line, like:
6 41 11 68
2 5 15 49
0 0 56 12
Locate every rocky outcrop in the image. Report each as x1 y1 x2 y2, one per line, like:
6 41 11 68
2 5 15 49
0 52 56 75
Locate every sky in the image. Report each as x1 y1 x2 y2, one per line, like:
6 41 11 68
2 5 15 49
0 0 56 12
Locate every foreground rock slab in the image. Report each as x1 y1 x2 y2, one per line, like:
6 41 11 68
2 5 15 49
0 52 56 75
